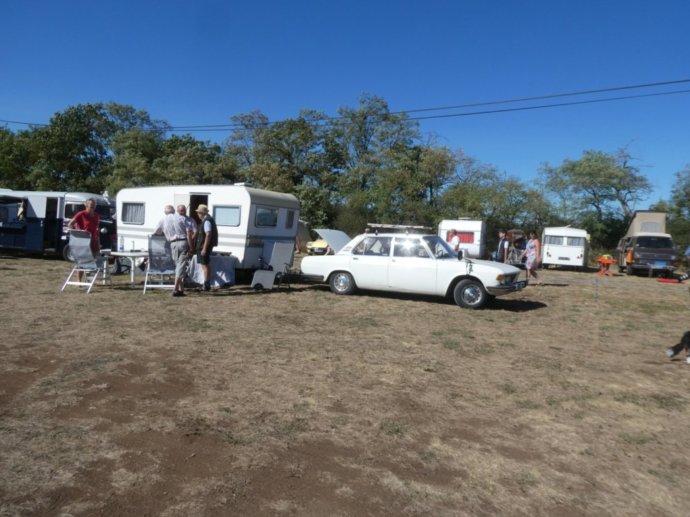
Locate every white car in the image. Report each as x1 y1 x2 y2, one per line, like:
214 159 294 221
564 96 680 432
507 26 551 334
300 230 525 309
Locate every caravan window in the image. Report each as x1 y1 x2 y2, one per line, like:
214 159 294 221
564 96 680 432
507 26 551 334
286 210 295 229
256 207 278 227
566 237 586 247
122 203 145 225
544 235 563 245
214 206 241 226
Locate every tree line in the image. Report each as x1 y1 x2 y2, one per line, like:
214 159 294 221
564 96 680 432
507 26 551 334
1 95 688 251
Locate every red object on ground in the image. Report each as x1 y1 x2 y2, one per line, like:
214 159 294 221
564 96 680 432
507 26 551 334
657 278 682 283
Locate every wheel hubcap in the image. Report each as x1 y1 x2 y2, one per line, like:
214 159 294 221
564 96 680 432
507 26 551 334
462 285 481 305
334 274 351 292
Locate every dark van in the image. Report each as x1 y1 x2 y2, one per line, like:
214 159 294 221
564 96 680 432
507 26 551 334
616 233 678 276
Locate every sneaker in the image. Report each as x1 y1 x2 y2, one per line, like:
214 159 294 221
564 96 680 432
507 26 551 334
686 356 690 364
172 290 185 297
666 348 675 358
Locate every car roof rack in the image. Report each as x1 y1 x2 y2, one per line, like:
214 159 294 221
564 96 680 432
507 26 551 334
366 223 433 234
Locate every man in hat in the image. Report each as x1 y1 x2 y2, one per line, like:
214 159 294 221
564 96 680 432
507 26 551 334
194 204 218 291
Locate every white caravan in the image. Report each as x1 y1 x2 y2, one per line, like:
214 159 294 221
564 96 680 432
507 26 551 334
116 185 300 270
437 219 486 258
541 226 589 269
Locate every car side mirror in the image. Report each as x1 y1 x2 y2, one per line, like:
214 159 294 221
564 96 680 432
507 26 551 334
457 249 464 260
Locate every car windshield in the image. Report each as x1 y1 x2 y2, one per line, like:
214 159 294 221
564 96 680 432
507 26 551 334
423 235 456 259
636 236 674 249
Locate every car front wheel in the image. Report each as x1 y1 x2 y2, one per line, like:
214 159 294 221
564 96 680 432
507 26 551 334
453 279 489 309
329 271 356 295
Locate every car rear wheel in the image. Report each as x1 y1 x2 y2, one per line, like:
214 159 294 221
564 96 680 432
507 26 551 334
453 279 489 309
329 271 356 295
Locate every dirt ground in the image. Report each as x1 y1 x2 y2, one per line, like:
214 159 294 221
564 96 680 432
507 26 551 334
1 254 689 516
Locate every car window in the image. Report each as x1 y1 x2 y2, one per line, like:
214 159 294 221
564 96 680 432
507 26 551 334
636 236 674 249
423 235 455 258
353 236 392 256
393 238 430 258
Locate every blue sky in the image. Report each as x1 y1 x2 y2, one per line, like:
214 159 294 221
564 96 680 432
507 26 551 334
2 0 689 205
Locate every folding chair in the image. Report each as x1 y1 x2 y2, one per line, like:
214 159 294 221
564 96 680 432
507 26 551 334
61 230 109 294
143 235 176 293
251 242 295 290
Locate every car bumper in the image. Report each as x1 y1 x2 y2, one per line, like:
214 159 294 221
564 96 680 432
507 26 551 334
486 281 525 296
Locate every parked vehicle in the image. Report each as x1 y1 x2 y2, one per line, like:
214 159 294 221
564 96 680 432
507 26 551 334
300 228 524 309
616 211 678 276
0 189 116 259
541 226 589 270
115 184 300 271
306 238 331 255
437 218 486 258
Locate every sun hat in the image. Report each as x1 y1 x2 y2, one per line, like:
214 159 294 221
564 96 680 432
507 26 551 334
195 204 209 214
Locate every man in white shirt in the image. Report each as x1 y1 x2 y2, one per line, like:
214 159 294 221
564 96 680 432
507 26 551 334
448 229 460 252
154 204 196 297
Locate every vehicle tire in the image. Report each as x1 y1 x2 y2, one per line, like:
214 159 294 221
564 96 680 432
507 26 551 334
62 244 74 262
329 271 356 295
453 279 489 309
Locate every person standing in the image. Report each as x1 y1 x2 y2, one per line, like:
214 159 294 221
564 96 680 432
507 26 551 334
448 229 460 252
194 204 217 292
153 204 196 297
67 198 101 255
520 230 542 285
497 229 510 263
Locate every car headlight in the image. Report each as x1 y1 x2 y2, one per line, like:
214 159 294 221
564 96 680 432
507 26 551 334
496 274 505 281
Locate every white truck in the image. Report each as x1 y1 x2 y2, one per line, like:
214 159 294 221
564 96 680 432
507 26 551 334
437 218 486 258
541 226 589 269
115 184 300 270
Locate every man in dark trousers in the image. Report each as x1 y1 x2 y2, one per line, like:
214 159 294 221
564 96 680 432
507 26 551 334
497 229 510 263
194 204 218 291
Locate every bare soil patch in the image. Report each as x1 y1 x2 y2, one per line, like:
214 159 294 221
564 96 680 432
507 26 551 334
1 255 689 516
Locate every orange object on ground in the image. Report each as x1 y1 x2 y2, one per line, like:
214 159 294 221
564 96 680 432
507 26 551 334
597 256 616 276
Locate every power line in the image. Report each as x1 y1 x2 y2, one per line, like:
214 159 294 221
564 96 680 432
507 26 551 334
2 78 690 132
164 88 690 132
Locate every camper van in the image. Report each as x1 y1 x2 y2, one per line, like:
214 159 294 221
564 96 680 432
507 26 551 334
437 219 486 258
0 189 116 259
616 211 678 276
115 185 300 270
541 227 589 269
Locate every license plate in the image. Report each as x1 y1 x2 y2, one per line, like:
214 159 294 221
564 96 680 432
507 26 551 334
516 281 526 289
655 261 667 267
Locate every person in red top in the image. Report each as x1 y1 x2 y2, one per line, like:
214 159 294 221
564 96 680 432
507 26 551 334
67 198 100 255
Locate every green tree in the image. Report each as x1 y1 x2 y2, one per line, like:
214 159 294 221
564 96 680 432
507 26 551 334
25 103 167 193
540 149 652 247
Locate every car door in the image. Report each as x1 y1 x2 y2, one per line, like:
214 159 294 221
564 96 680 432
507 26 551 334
387 237 437 294
349 236 391 290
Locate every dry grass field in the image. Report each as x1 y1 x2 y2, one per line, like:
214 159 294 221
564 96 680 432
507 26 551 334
1 254 689 516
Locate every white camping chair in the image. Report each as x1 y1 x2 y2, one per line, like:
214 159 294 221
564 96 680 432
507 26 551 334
61 230 109 294
143 234 176 293
251 242 294 290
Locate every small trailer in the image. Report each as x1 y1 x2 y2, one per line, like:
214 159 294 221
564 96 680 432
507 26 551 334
0 189 115 259
115 184 300 270
437 219 486 258
541 226 589 269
